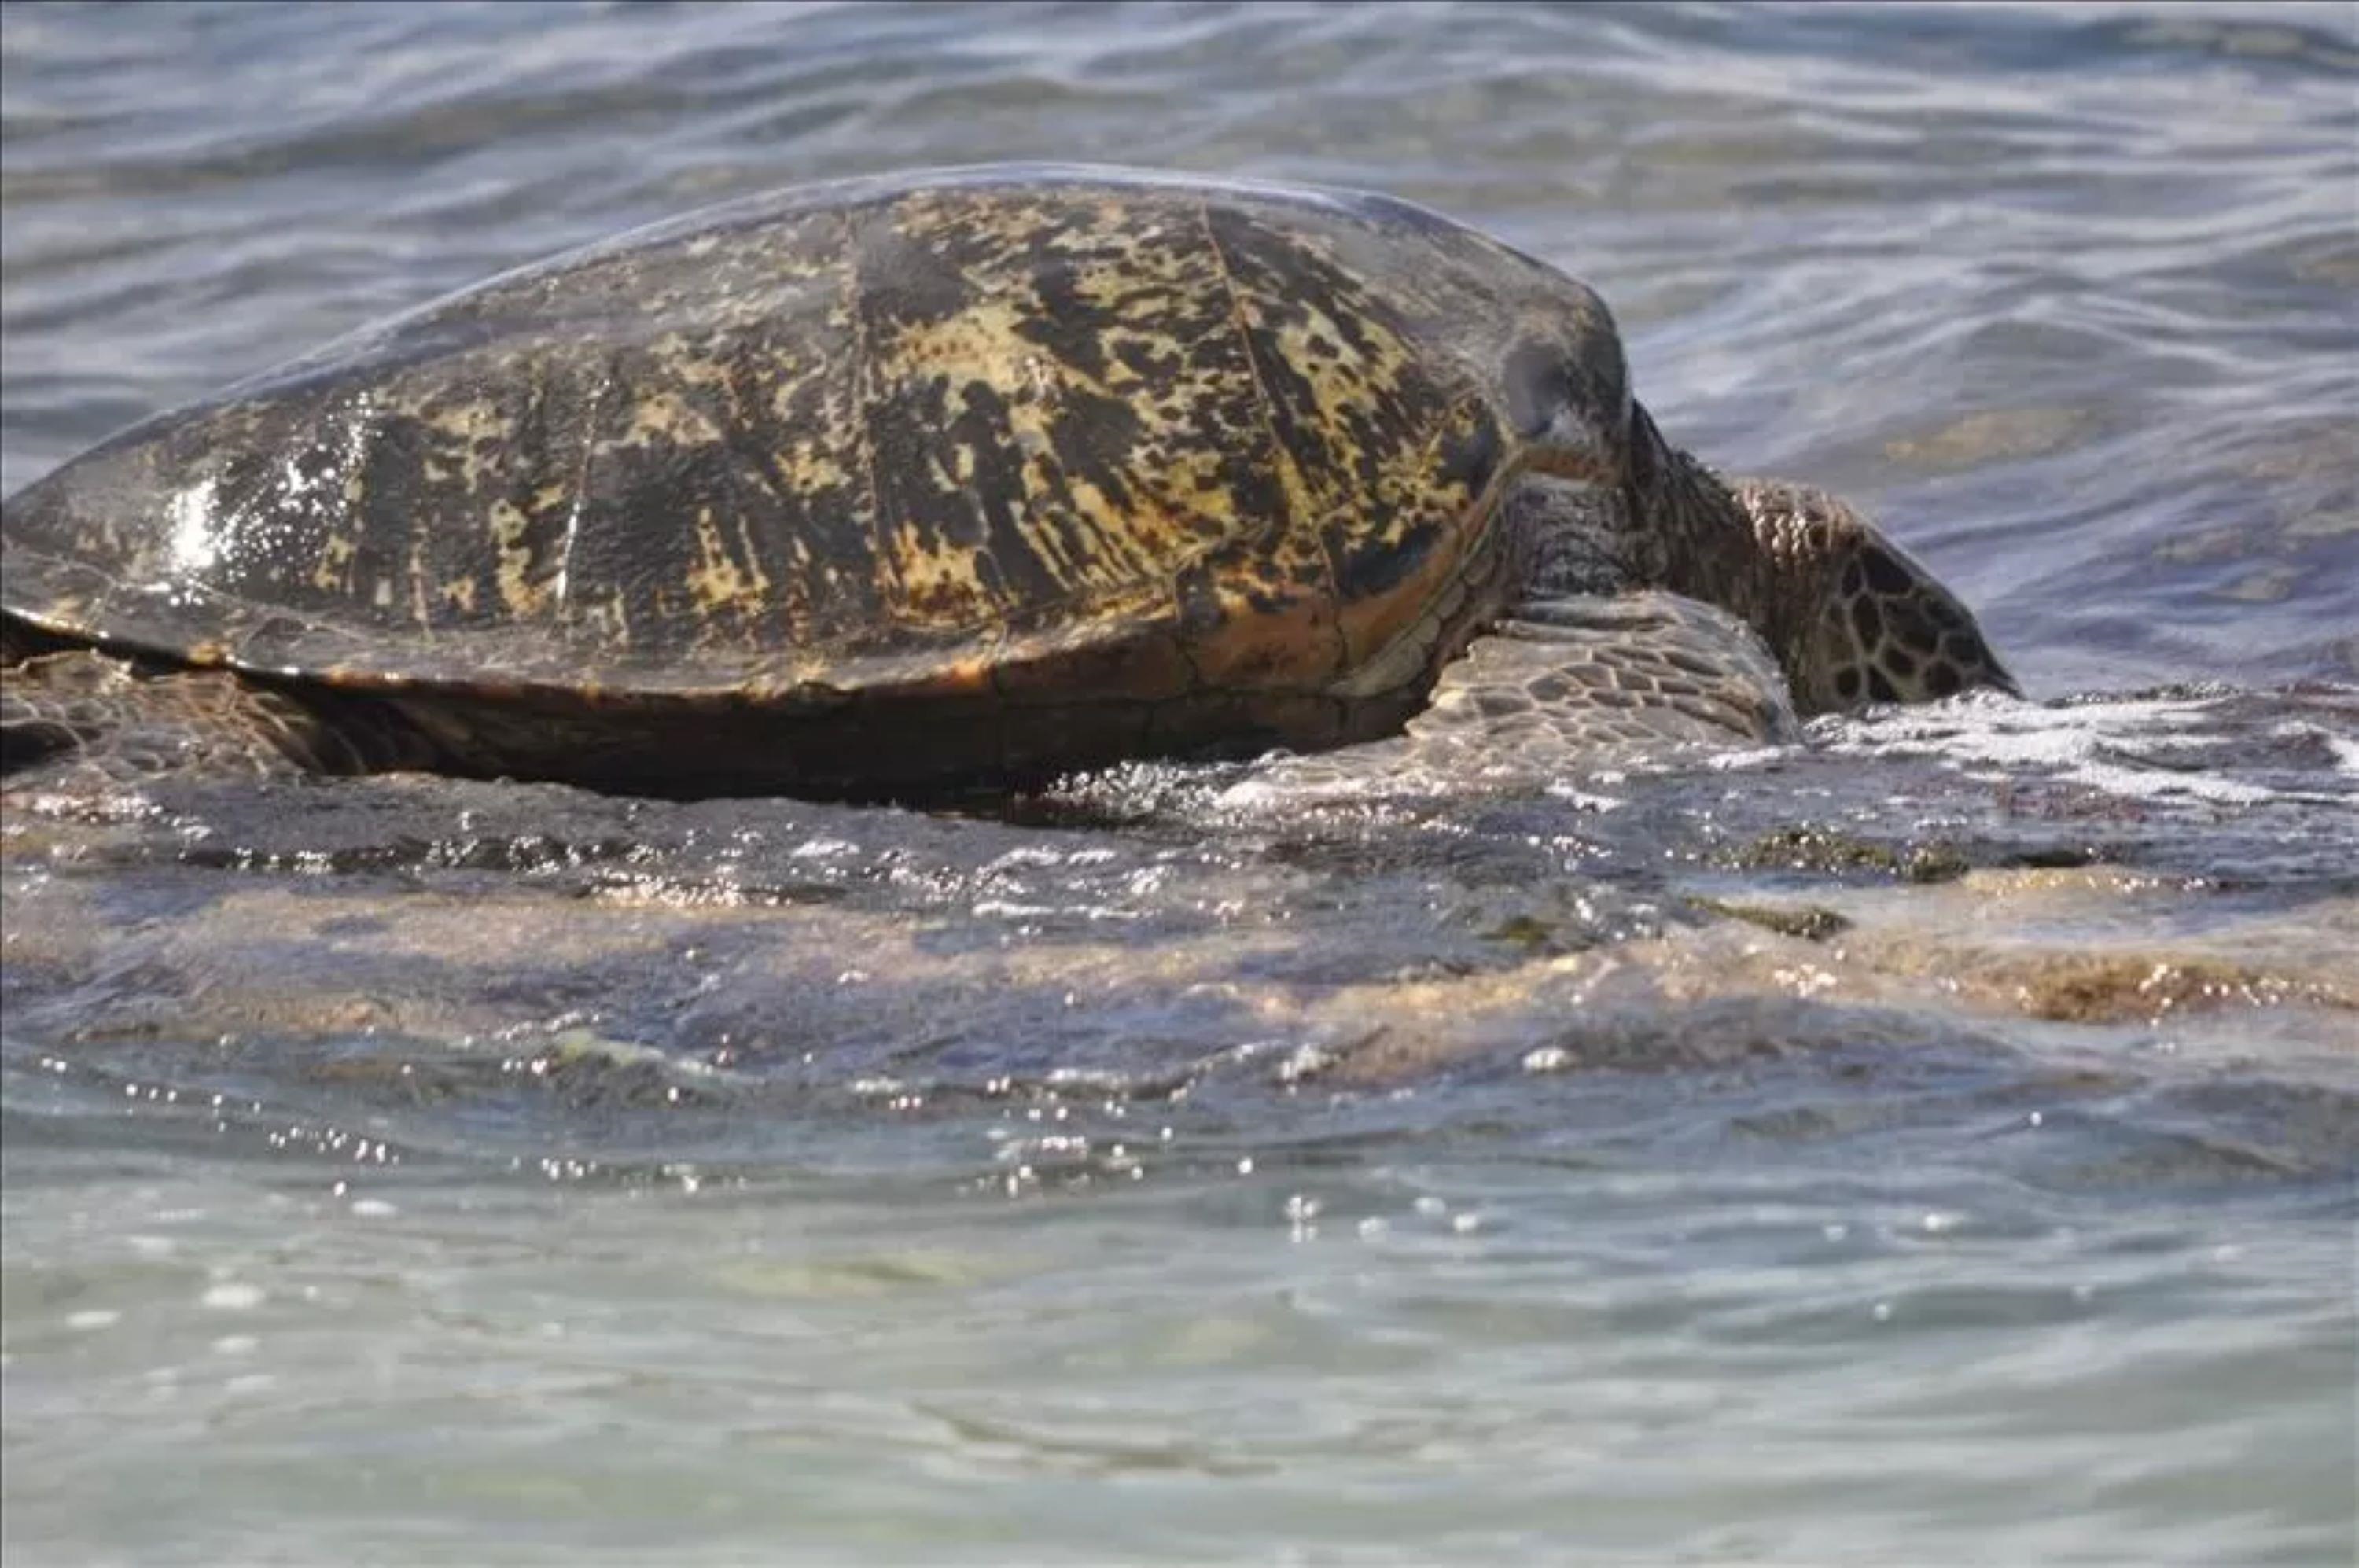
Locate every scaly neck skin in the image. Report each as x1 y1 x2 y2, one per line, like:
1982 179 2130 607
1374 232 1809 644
1625 404 1814 672
1617 405 2024 714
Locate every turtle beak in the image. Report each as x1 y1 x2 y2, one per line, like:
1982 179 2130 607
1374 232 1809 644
1499 340 1625 493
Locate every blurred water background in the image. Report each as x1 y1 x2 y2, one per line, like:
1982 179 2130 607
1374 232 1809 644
2 4 2353 1563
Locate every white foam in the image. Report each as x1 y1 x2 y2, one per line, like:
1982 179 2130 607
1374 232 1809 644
1817 693 2296 806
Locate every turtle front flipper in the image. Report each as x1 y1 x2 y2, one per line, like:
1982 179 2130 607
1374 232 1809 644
1 651 424 786
1246 591 1800 800
1400 591 1801 772
1724 480 2018 713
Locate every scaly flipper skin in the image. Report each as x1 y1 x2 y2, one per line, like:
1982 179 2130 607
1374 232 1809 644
1409 593 1798 758
1245 591 1795 797
0 651 429 787
1723 479 2017 712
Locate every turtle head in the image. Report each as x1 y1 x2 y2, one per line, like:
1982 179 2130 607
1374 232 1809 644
1727 477 2019 713
1492 329 1671 594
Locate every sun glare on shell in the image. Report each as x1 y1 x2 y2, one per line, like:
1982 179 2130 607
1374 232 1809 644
167 477 223 575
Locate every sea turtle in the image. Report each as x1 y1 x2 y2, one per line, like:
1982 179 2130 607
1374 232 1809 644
0 164 2015 799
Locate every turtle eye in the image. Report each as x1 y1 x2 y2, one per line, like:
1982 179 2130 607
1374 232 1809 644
1501 341 1573 440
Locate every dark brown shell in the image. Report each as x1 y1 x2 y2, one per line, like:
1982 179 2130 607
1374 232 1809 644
0 165 1628 786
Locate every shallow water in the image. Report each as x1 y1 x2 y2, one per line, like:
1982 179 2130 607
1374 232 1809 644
3 3 2355 1564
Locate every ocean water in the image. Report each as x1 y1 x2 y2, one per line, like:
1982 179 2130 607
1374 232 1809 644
2 3 2353 1564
